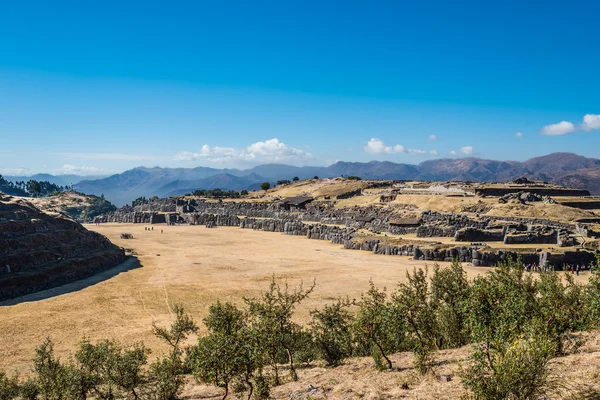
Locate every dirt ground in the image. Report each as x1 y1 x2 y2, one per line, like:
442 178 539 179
0 223 473 375
1 223 598 398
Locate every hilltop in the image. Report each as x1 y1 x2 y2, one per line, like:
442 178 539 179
27 191 117 223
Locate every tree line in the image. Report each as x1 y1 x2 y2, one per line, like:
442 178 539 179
0 175 66 197
1 258 600 400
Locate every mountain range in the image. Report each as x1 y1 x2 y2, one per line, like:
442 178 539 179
5 153 600 206
4 174 108 187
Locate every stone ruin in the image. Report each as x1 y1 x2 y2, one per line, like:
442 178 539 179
92 196 596 270
0 196 126 301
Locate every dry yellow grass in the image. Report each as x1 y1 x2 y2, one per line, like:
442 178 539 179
183 331 600 399
0 223 488 375
1 223 598 398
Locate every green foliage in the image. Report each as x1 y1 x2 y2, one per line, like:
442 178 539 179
352 281 401 370
131 196 148 207
276 180 291 186
260 182 271 191
151 304 198 399
393 267 438 374
313 176 318 179
430 262 471 348
192 188 243 198
467 260 537 345
292 176 299 182
33 338 71 399
587 258 600 328
0 372 19 400
461 334 557 400
0 175 64 197
241 189 249 196
189 301 264 400
346 176 361 180
309 298 353 366
245 278 315 384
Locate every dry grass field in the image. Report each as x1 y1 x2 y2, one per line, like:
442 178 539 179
1 223 599 398
0 223 475 376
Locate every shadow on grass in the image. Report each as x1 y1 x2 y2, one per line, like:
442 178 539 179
0 257 142 306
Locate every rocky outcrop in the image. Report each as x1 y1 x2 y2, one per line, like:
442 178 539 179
0 195 126 301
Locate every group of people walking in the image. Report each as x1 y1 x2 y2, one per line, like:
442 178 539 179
523 263 589 275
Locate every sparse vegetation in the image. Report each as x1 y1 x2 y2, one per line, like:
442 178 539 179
2 245 600 400
260 182 270 191
191 188 244 198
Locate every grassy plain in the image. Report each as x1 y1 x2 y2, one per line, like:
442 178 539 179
1 223 598 398
1 223 470 375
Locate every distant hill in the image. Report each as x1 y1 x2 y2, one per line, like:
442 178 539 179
5 174 108 187
72 153 600 205
160 173 266 197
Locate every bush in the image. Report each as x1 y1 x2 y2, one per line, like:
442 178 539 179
461 334 558 400
467 260 537 345
309 299 353 366
430 262 471 348
260 182 270 191
352 282 402 370
245 278 315 384
393 267 438 374
0 372 19 400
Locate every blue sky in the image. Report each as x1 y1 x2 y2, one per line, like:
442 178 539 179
1 0 599 175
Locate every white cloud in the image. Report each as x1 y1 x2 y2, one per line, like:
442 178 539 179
57 152 163 161
428 134 437 141
582 114 600 131
461 146 473 155
0 168 34 176
430 150 438 156
407 148 426 155
364 138 405 154
541 121 576 136
51 164 105 175
515 132 523 138
174 138 311 164
449 150 457 156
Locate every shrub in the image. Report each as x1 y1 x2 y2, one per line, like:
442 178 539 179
467 260 537 345
260 182 270 191
393 267 438 374
309 298 354 366
430 262 471 348
461 334 558 400
245 278 314 384
150 305 198 399
0 372 19 400
352 282 402 370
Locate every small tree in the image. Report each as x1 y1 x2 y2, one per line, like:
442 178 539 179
313 176 319 180
190 301 260 400
240 190 249 196
586 256 600 328
150 305 198 399
393 267 438 374
292 176 299 182
309 298 354 367
33 338 70 400
260 182 270 191
430 261 471 348
352 282 401 370
245 278 315 384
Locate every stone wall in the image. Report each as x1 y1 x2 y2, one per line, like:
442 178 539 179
1 197 126 301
